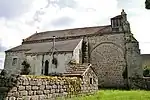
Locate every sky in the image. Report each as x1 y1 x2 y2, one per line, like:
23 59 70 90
0 0 150 69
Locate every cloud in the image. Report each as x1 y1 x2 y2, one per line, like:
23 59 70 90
0 52 5 69
0 39 7 52
50 0 77 8
116 0 150 54
0 60 2 63
51 16 74 27
0 46 7 52
0 0 33 19
0 59 3 69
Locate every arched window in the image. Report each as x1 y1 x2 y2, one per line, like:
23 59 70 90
44 60 49 75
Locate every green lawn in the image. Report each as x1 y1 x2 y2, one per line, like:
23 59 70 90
66 90 150 100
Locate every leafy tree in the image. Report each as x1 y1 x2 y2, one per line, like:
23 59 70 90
0 69 7 76
145 0 150 9
20 61 31 75
143 69 150 77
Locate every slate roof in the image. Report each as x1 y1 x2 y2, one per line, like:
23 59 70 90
63 63 93 76
24 25 112 41
111 15 122 19
6 39 82 53
141 54 150 61
6 25 112 53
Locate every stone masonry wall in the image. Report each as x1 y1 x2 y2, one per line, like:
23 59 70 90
4 52 26 76
130 77 150 90
81 67 98 92
88 33 126 88
0 75 98 100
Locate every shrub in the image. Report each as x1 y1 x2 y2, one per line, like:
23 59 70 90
143 69 150 77
20 61 31 75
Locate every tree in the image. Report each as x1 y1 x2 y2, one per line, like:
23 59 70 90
145 0 150 9
20 61 31 75
143 69 150 77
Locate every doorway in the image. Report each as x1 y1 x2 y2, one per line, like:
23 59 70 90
44 60 49 75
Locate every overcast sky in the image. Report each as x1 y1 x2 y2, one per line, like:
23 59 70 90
0 0 150 69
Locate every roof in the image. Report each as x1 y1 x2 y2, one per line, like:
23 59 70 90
24 25 112 42
141 54 150 60
111 15 122 19
63 63 94 76
6 39 82 53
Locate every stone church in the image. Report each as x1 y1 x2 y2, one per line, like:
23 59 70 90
4 10 142 88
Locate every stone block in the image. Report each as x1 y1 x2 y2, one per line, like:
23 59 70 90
55 89 60 93
56 81 60 85
63 92 68 96
18 86 25 91
10 87 17 92
51 89 55 93
13 92 19 97
33 91 37 95
23 80 29 86
16 98 22 100
50 81 55 85
42 81 48 85
63 85 67 89
43 90 50 94
26 86 31 91
19 91 28 96
57 85 62 89
30 81 36 86
36 91 43 95
28 91 34 96
17 80 22 86
45 85 51 90
39 85 45 90
7 92 13 97
9 97 16 100
39 95 45 100
60 81 64 85
22 96 31 100
31 95 39 100
37 80 42 86
60 89 64 93
52 84 57 89
47 94 52 99
32 86 39 90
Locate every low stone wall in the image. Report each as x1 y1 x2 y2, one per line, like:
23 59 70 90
130 77 150 90
0 75 98 100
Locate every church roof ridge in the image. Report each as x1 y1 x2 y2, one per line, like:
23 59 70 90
36 25 111 34
24 25 112 42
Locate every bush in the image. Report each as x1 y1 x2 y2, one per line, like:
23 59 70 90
20 61 31 75
143 69 150 77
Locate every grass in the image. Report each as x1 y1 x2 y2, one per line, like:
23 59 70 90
66 90 150 100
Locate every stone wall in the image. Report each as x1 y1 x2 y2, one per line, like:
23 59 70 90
4 52 26 76
126 42 142 78
72 39 83 63
4 51 73 76
26 53 73 75
130 77 150 89
0 75 98 100
88 33 126 88
81 67 98 92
